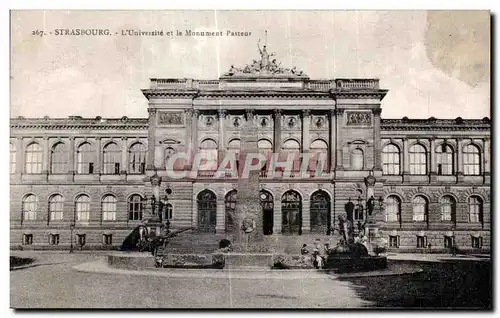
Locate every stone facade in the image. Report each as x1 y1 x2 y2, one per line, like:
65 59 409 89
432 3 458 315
10 60 491 253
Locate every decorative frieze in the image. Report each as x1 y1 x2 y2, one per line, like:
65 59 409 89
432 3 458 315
157 111 184 126
346 111 372 126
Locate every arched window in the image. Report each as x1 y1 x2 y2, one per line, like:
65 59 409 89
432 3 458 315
382 144 400 175
128 142 146 174
412 196 428 222
103 142 121 174
225 190 237 233
260 190 274 235
310 190 331 234
25 142 43 174
197 190 217 233
309 139 329 172
463 144 481 175
49 194 64 221
436 144 454 175
75 194 90 221
10 143 16 174
226 139 241 172
258 139 273 174
22 194 37 221
102 195 117 221
77 142 95 174
199 139 218 171
409 144 427 175
350 148 364 171
468 196 483 223
50 142 68 174
128 194 143 221
282 139 301 172
281 190 302 235
386 195 401 222
440 195 456 222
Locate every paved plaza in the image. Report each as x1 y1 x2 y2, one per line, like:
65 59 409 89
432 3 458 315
10 251 491 309
10 251 369 309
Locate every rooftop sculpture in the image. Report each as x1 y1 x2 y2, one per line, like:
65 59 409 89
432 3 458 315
224 31 306 77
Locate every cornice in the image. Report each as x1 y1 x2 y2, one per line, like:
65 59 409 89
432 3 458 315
381 118 491 131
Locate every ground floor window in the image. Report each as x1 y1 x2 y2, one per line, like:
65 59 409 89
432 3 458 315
103 234 112 245
416 235 427 248
77 234 86 247
389 235 399 248
23 234 33 245
444 236 454 248
471 236 482 249
49 234 59 245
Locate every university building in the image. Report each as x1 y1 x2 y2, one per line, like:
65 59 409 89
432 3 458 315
10 46 491 252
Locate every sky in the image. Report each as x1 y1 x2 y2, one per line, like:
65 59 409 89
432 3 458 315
10 10 490 119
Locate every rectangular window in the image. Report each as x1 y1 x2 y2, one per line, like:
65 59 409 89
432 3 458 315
49 234 60 245
416 236 427 248
23 234 33 245
114 163 120 175
444 236 453 248
471 236 482 249
77 234 86 246
103 234 112 245
354 206 364 221
389 235 399 248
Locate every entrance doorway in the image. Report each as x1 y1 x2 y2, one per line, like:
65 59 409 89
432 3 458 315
260 190 274 235
281 190 302 235
197 190 217 233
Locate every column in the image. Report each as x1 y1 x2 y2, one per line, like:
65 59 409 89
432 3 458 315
302 110 310 152
335 109 344 169
121 137 128 174
301 198 310 234
373 108 382 171
191 110 199 170
217 109 226 168
95 137 101 174
42 136 49 174
68 136 75 180
16 137 23 175
329 109 336 171
403 138 410 174
273 109 282 153
457 138 463 176
429 136 436 177
484 138 490 183
146 108 156 170
215 197 225 234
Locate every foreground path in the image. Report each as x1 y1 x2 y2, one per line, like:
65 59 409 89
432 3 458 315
10 251 369 309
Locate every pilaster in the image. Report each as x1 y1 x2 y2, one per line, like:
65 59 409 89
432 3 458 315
335 108 344 170
120 137 128 174
146 108 156 170
301 198 310 234
215 197 225 234
302 110 310 153
329 109 336 171
273 109 282 153
95 137 101 174
273 196 282 234
372 108 382 171
42 136 49 175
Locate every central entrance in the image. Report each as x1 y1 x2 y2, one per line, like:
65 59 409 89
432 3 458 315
281 190 302 235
